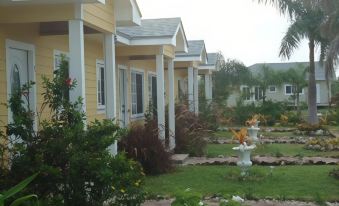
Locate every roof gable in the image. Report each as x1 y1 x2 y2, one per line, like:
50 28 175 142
117 18 188 52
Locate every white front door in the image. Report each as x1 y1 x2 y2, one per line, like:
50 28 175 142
8 48 30 117
119 68 128 127
316 83 321 104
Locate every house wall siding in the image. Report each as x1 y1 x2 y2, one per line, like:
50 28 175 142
0 23 106 129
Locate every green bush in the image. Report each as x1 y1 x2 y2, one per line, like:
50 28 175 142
108 154 145 206
171 190 206 206
329 167 339 179
0 57 144 206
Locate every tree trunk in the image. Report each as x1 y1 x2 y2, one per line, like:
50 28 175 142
297 93 301 116
307 38 319 124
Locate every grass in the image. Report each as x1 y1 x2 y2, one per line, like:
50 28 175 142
206 144 339 158
145 165 339 201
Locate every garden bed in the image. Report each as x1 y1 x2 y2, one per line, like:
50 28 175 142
206 144 339 158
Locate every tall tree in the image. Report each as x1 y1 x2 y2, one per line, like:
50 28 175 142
258 0 326 124
213 59 251 104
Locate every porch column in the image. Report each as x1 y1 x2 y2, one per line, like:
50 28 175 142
194 68 199 115
156 54 166 142
69 19 86 114
210 75 213 100
205 74 213 101
168 59 176 150
188 67 194 112
104 33 117 156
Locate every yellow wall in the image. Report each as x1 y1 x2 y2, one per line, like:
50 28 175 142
0 23 106 129
0 4 75 24
83 0 115 33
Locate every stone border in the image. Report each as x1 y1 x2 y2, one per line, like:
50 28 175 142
183 156 339 166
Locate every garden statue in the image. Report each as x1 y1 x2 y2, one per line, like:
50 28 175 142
231 128 256 176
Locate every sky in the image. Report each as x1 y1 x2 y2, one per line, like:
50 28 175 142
137 0 318 67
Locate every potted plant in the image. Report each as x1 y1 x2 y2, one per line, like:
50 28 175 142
231 128 256 176
246 115 261 144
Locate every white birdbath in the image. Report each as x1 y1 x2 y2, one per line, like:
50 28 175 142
233 143 256 176
248 126 260 144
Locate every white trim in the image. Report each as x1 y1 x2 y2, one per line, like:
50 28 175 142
174 55 201 62
96 59 106 112
118 64 128 70
130 68 145 119
6 39 37 130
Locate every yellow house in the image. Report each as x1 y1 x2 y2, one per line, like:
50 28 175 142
174 40 208 115
116 17 188 150
198 52 225 101
0 0 142 155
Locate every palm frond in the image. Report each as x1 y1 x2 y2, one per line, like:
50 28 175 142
325 34 339 79
256 0 304 19
279 20 306 59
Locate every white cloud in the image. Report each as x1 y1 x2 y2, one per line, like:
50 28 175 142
137 0 318 66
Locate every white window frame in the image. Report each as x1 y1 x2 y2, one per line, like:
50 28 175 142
53 50 69 71
148 71 157 105
268 85 276 93
285 84 304 95
96 59 106 112
254 86 263 101
240 85 251 101
131 68 145 119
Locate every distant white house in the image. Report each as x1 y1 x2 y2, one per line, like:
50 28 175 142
227 62 337 107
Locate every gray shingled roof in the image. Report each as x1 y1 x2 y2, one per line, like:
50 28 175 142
249 62 336 81
117 18 181 39
206 53 218 65
176 40 205 57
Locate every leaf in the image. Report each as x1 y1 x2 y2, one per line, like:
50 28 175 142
0 194 4 206
3 173 38 199
9 194 38 206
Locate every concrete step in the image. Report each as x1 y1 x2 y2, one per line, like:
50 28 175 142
171 154 189 164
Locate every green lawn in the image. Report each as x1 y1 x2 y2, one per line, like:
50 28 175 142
145 165 339 201
206 144 339 158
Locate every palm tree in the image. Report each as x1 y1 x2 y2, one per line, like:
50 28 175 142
258 0 326 124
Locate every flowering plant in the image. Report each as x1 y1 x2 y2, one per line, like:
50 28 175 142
231 128 248 145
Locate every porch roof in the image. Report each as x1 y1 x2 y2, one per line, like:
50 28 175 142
116 17 188 53
174 40 208 63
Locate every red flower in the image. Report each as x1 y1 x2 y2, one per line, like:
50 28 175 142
65 78 72 87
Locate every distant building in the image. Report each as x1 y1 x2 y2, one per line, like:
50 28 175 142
227 62 337 107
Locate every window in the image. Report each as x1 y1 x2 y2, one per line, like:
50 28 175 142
148 73 157 115
285 84 303 95
97 61 105 110
285 85 293 95
131 70 144 117
269 86 276 93
241 86 251 101
254 86 263 101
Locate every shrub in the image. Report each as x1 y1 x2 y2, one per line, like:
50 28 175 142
171 190 206 206
107 154 146 206
0 57 142 206
174 104 208 156
305 137 339 151
198 99 219 130
119 118 173 175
